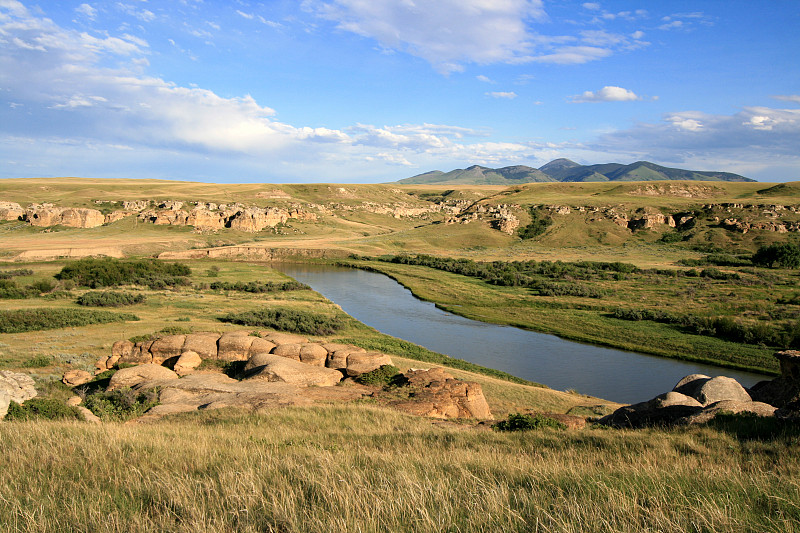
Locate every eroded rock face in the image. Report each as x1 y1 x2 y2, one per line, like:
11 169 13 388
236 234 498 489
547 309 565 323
345 352 393 377
173 351 203 376
0 371 38 419
387 368 493 420
24 206 105 228
62 369 92 387
0 201 24 221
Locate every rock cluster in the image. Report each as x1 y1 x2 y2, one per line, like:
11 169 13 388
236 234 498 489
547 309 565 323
97 331 391 378
600 351 800 428
0 371 38 419
0 201 24 221
24 205 106 228
384 367 493 419
74 330 494 422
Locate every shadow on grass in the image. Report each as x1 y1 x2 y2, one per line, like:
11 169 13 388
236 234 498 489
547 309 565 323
706 412 800 441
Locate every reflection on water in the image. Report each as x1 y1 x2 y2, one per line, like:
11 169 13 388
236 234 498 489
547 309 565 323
277 263 766 404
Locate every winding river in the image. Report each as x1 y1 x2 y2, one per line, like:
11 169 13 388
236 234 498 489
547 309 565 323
277 263 766 403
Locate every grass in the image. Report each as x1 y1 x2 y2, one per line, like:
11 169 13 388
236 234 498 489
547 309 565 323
0 406 798 532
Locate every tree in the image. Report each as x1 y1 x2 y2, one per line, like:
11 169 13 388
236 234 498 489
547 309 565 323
752 243 800 268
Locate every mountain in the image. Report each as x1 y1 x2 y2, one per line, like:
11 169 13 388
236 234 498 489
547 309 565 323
399 160 754 185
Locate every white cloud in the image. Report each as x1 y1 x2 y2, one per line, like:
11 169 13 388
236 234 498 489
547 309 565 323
571 85 640 102
75 3 97 20
659 20 682 30
487 91 517 99
631 30 644 39
476 75 494 83
582 3 601 10
774 95 800 105
525 45 612 64
236 10 254 20
312 0 547 73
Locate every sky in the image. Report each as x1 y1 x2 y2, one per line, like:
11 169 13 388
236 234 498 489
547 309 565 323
0 0 798 183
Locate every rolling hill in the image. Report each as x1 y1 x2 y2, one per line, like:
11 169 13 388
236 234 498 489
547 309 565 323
399 159 754 185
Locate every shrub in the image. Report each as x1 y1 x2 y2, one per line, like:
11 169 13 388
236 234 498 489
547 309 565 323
0 268 33 279
29 279 56 293
4 399 81 421
208 281 309 293
218 308 345 335
494 413 566 432
76 291 146 307
22 354 51 368
83 388 159 421
0 308 139 333
55 258 191 288
129 326 192 343
752 243 800 269
355 365 401 387
518 207 553 240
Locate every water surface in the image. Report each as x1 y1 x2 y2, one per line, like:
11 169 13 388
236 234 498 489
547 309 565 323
277 264 766 403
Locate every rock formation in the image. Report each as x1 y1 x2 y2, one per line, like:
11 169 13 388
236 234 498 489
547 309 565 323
382 367 493 420
0 371 38 419
0 201 24 221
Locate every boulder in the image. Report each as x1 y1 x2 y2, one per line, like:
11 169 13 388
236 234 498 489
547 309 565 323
323 344 365 370
111 340 134 357
182 333 221 359
66 396 82 407
682 400 777 425
673 375 751 406
107 364 179 391
247 338 276 357
173 351 203 376
272 343 302 361
388 368 492 419
750 351 800 409
598 392 704 428
243 354 343 387
217 333 255 361
122 341 154 364
62 369 92 387
149 335 186 364
345 352 393 377
59 208 105 228
0 201 24 221
95 356 110 373
299 344 328 367
243 352 274 374
0 371 37 405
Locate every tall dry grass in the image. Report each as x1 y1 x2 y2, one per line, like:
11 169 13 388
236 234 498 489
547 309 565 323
1 405 798 532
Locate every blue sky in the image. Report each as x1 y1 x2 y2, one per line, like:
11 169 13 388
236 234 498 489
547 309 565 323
0 0 798 183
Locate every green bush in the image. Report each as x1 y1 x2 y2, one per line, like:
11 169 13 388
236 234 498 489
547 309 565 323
0 308 139 333
83 387 159 421
218 308 345 335
752 243 800 269
76 291 146 307
4 398 81 421
129 326 192 343
0 268 33 279
21 354 52 368
55 258 191 288
494 413 566 432
355 365 401 387
518 207 553 240
208 281 309 293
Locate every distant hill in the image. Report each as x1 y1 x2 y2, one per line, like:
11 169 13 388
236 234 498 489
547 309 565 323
398 159 754 185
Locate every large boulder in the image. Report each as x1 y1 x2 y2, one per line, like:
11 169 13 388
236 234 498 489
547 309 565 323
324 344 366 370
272 343 302 361
173 351 203 376
299 344 328 367
673 375 751 406
107 364 179 391
682 400 777 425
598 391 705 428
217 333 255 361
387 368 493 420
182 333 221 359
247 338 276 358
751 350 800 409
0 371 37 419
62 369 92 387
149 335 186 364
112 340 134 360
243 354 342 387
345 352 393 377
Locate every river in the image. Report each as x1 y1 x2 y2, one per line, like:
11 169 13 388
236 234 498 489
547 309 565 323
277 263 767 403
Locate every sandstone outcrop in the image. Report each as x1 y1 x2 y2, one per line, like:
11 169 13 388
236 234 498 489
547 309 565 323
244 354 343 387
107 364 179 391
62 369 92 387
24 205 105 228
384 368 493 420
0 371 38 420
0 201 24 221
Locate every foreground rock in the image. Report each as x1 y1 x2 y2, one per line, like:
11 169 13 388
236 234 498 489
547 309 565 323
382 368 493 420
244 354 343 386
0 371 38 420
107 364 179 391
600 351 800 428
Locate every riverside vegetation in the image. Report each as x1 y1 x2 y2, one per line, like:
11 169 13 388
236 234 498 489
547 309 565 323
2 179 800 531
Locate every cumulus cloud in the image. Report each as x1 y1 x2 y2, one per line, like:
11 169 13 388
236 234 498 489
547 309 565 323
476 75 494 83
312 0 546 74
487 92 517 99
571 86 640 102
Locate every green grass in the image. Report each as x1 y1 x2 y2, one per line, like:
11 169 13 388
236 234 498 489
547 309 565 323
0 308 139 333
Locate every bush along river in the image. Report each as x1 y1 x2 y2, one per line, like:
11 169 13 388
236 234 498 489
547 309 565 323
277 263 766 404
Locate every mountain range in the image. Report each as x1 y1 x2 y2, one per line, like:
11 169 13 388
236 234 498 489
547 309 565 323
398 159 754 185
